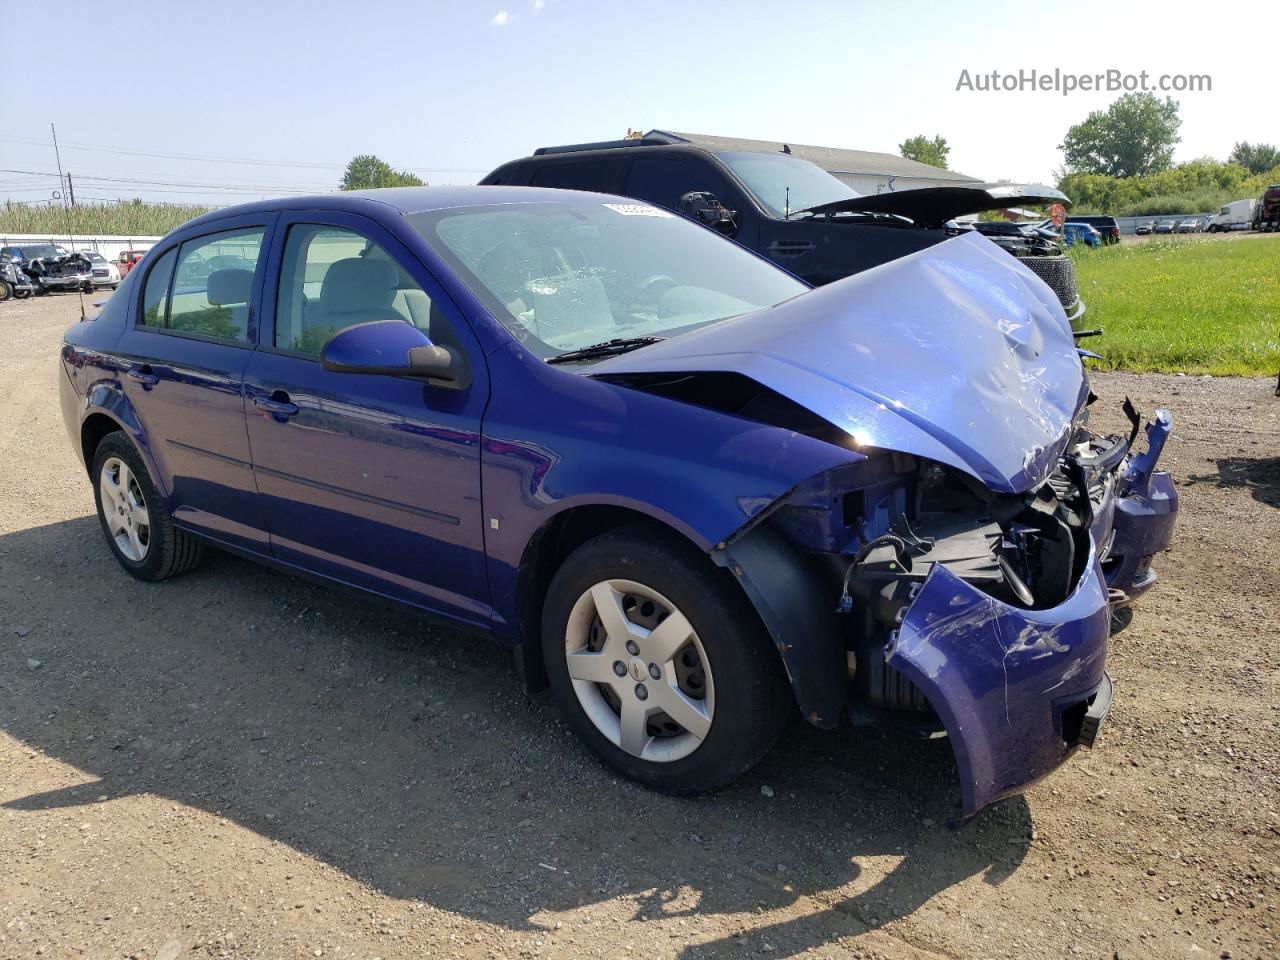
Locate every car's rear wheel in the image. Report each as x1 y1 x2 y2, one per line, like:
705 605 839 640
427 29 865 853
541 525 791 793
92 432 204 581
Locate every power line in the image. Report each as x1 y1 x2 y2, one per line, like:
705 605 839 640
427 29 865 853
0 167 322 194
0 134 489 174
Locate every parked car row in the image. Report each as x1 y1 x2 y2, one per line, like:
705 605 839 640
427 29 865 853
0 243 122 301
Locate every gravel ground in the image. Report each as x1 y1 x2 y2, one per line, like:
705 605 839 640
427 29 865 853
1 292 1277 960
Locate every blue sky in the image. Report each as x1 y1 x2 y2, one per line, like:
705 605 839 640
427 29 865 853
1 0 1269 207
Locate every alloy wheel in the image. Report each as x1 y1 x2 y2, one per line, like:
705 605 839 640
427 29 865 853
563 579 714 762
99 456 151 561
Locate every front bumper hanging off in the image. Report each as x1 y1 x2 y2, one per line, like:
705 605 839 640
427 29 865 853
1105 410 1177 602
884 410 1175 818
717 406 1177 821
886 547 1113 818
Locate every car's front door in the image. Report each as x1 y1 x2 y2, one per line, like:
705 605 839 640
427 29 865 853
114 217 273 552
243 213 492 626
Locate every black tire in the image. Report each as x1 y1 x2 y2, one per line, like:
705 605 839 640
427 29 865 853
541 523 792 794
91 431 204 581
0 280 11 301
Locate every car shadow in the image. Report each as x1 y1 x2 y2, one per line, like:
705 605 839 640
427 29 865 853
1188 455 1280 508
0 516 1030 957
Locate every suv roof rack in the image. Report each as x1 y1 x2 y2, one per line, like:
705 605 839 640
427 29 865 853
533 135 679 156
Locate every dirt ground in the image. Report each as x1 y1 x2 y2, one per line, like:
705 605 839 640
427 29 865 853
1 291 1276 960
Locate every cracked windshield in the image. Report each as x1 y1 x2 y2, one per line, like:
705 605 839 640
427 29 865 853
409 200 806 359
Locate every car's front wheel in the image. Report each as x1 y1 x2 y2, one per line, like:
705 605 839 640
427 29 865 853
541 525 791 793
0 279 11 301
91 432 204 581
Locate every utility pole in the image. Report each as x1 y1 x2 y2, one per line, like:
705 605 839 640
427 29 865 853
66 172 76 207
51 123 67 209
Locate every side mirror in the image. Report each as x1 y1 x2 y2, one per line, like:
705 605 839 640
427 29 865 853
320 319 461 384
677 191 738 236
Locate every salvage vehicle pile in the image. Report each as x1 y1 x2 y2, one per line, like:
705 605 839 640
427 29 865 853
58 185 1177 821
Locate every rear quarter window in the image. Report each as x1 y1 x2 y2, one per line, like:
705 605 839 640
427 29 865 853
529 160 614 192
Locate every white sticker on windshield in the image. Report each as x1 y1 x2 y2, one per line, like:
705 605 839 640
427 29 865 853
603 203 674 218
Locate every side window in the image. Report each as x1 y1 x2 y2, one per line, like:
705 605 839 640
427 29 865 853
274 224 437 357
624 156 736 212
139 248 177 327
530 160 614 192
159 228 265 343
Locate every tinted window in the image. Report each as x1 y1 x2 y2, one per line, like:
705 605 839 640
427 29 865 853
139 248 177 328
163 228 264 343
623 156 735 212
530 160 614 192
275 224 436 356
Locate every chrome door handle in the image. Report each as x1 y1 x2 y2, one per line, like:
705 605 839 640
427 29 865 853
253 394 299 417
126 365 159 385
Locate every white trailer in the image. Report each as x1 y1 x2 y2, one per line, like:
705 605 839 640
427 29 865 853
1205 199 1256 233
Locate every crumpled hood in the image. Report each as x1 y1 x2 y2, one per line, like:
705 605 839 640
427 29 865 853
590 231 1087 493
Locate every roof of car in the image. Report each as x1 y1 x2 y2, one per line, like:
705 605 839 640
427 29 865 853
650 130 982 183
182 185 589 230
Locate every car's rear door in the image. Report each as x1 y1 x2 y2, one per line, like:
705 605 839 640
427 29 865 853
113 215 275 552
242 211 492 626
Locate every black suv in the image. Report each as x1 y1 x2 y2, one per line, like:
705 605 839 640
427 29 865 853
1065 214 1121 244
483 135 1082 319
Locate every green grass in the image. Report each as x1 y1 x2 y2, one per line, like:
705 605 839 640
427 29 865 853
0 201 212 236
1068 235 1280 376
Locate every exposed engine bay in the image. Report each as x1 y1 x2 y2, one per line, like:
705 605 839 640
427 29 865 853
764 417 1132 718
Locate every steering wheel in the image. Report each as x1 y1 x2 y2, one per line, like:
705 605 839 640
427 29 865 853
633 274 678 305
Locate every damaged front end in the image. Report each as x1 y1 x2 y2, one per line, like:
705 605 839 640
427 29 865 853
589 232 1178 817
713 409 1175 818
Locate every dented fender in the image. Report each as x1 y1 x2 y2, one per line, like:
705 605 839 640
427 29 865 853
886 547 1111 819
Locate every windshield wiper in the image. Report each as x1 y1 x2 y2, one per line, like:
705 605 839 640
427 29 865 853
546 336 666 365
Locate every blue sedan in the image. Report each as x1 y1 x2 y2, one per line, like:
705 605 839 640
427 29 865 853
59 187 1177 817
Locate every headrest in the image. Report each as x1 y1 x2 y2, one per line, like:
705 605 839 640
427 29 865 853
321 258 398 314
206 268 254 306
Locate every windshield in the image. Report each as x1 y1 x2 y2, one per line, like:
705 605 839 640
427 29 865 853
715 151 859 218
407 200 807 360
19 244 63 260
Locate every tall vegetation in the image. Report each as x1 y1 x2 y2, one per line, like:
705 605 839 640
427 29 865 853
339 155 425 190
899 134 950 169
1059 93 1181 178
0 200 211 236
1228 141 1280 175
1059 159 1280 216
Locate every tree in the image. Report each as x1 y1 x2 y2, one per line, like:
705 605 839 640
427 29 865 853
1229 141 1280 175
1059 93 1181 178
899 134 950 169
339 155 425 191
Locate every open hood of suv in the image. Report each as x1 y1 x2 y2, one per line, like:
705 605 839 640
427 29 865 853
799 183 1070 229
588 231 1087 493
